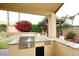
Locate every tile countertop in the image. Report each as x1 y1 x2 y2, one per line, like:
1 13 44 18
8 36 53 45
8 35 79 49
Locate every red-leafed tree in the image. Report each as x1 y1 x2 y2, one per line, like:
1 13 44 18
15 21 32 32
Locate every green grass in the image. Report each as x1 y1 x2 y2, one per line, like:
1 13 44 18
0 37 15 49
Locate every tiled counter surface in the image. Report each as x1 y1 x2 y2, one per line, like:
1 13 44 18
8 36 79 49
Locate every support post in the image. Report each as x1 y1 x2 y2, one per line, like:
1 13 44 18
48 12 56 40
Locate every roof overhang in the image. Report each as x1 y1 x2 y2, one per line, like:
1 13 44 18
0 3 63 16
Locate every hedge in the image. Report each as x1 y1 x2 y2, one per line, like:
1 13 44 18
31 24 43 32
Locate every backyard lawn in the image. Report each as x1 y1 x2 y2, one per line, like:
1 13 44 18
0 37 15 49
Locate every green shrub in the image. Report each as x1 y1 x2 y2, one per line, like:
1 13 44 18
56 24 62 31
31 25 38 32
0 24 7 32
65 31 76 39
31 24 43 32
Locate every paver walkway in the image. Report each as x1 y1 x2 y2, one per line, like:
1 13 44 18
0 49 9 56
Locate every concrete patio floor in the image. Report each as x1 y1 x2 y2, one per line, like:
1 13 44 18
0 49 9 56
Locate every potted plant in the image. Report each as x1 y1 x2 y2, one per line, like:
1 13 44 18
65 31 76 42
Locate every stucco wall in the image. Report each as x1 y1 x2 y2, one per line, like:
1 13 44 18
8 44 35 56
8 41 54 56
54 41 79 56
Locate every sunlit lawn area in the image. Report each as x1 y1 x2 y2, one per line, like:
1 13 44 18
0 37 14 49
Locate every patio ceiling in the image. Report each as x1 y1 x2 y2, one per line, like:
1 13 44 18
0 3 63 16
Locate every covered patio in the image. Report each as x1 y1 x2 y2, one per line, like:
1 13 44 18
0 3 63 36
2 3 79 56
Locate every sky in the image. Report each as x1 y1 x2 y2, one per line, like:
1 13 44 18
20 13 45 24
56 2 79 26
0 10 45 25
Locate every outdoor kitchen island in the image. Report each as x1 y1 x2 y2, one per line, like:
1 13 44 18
8 36 79 56
8 35 54 56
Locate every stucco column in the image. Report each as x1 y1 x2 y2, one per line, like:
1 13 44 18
48 12 56 40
